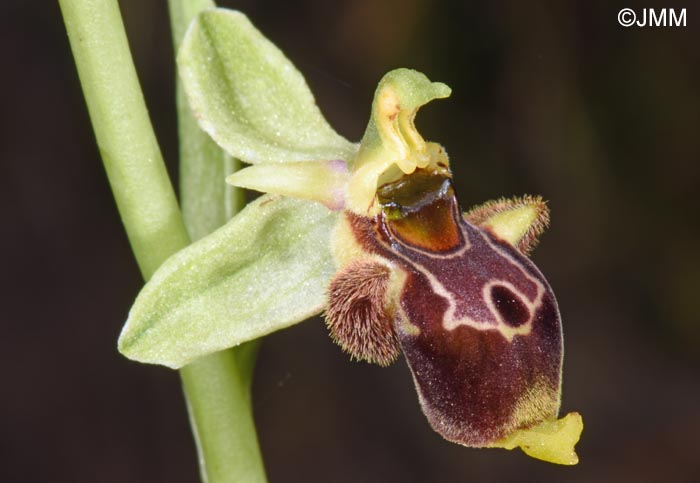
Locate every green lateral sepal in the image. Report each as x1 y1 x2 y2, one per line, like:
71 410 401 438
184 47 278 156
119 195 338 368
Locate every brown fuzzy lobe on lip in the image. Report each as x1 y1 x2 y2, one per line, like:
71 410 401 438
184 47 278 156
325 259 400 366
344 190 563 446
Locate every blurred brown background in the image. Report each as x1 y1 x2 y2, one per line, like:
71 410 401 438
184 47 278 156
2 0 699 482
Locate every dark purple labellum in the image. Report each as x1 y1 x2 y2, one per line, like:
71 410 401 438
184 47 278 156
347 170 563 446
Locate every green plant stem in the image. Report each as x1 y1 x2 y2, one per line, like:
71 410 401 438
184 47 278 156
59 0 189 279
60 1 267 482
180 352 265 483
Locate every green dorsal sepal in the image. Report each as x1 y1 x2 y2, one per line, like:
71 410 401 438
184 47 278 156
178 9 357 165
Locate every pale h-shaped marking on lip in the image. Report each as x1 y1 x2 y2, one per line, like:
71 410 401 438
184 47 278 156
380 218 546 342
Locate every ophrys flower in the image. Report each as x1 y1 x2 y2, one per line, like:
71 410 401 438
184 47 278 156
119 8 582 464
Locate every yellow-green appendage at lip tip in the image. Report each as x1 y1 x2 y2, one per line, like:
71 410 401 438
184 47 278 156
490 412 584 465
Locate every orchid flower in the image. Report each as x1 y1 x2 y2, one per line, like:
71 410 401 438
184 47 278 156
118 8 582 465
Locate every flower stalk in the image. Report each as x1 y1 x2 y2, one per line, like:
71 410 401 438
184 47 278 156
59 0 189 278
60 0 267 481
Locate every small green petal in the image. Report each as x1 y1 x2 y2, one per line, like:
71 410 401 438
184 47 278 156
178 8 357 164
491 412 584 465
119 195 338 369
227 160 349 210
